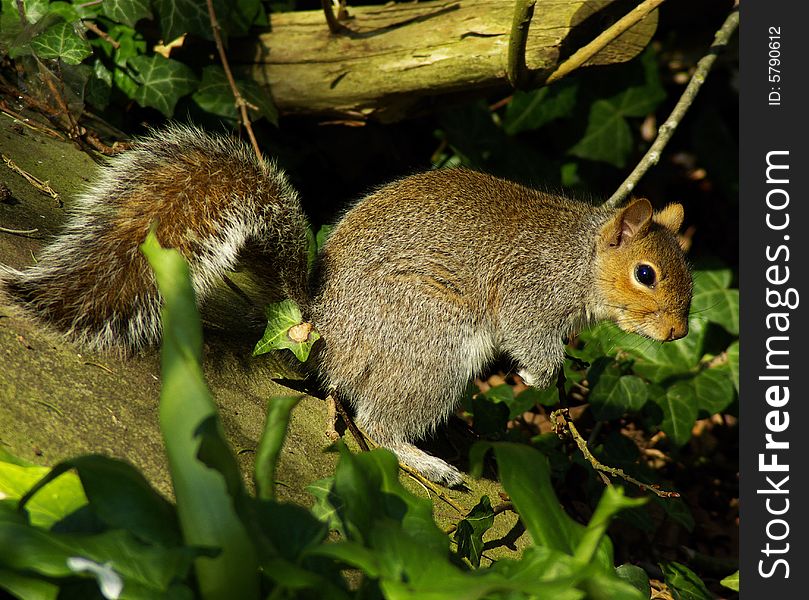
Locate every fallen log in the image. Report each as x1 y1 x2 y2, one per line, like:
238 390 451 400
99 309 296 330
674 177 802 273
234 0 658 123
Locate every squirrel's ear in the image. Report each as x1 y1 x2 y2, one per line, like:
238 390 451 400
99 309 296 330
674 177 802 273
653 203 685 233
603 198 653 247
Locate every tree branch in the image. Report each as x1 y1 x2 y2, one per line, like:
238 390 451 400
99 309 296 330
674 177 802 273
605 7 739 208
205 0 263 162
545 0 667 85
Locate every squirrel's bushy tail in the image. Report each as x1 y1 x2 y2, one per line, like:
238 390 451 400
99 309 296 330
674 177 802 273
0 124 311 354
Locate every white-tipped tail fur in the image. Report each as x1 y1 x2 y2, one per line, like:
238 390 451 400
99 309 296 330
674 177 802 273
0 123 311 355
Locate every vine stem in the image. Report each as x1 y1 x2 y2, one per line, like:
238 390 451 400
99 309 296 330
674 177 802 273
545 0 667 85
205 0 263 162
605 8 739 208
550 408 680 498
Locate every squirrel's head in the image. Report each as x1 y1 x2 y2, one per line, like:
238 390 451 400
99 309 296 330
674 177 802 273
594 198 692 342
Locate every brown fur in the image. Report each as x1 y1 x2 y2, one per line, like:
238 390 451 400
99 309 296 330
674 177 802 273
0 127 692 485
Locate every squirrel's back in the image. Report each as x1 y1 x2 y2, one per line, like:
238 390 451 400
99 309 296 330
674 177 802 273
0 124 310 354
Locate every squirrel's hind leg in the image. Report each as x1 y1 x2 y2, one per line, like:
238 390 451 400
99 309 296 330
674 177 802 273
370 432 464 487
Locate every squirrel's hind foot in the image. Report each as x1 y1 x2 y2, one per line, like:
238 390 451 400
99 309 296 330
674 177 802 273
385 440 464 488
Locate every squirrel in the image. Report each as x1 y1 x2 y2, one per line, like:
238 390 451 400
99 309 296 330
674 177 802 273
0 124 692 486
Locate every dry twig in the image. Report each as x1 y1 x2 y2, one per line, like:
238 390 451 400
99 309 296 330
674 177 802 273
605 8 739 207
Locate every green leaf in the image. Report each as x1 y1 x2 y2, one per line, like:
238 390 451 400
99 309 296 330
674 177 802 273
469 442 615 566
580 571 647 600
568 100 632 167
727 340 739 391
471 394 510 437
615 564 651 597
588 361 648 421
102 0 153 27
19 455 181 547
480 384 543 420
720 570 739 592
253 299 320 362
30 21 91 65
655 382 698 447
86 59 112 109
127 54 198 117
192 65 278 125
0 461 86 529
661 561 713 600
255 395 301 500
251 501 328 563
316 224 334 251
624 318 707 382
331 445 447 552
141 231 259 599
0 569 58 600
454 495 495 568
306 477 343 534
609 49 666 118
573 487 646 564
503 80 579 135
0 525 196 597
568 48 664 168
305 541 381 578
656 497 694 532
153 0 210 41
46 2 81 22
692 366 735 415
691 269 739 334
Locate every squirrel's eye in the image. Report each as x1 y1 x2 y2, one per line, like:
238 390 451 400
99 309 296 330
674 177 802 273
635 264 657 287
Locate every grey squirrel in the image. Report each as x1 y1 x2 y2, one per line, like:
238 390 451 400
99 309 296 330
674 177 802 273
0 124 692 486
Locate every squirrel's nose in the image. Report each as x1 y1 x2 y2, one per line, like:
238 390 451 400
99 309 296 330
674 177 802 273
667 322 688 341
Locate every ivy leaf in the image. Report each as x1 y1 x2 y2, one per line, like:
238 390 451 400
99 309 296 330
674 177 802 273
726 340 739 391
568 48 664 167
127 54 198 117
253 299 320 362
655 381 697 447
691 268 739 335
192 65 278 125
720 570 739 592
692 365 736 415
503 80 579 135
153 0 211 41
587 360 648 420
31 21 91 65
102 0 153 27
615 564 651 598
626 318 707 383
609 48 666 118
568 100 632 167
661 561 713 600
46 2 81 22
453 495 495 568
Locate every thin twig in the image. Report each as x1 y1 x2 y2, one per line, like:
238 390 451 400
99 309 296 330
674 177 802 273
2 154 60 203
0 226 38 235
397 460 466 514
328 393 370 452
545 0 667 85
82 20 120 49
205 0 263 161
551 408 680 498
14 0 26 25
507 0 537 89
605 8 739 208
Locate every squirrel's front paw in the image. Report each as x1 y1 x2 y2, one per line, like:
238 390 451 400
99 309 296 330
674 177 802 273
518 368 554 389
